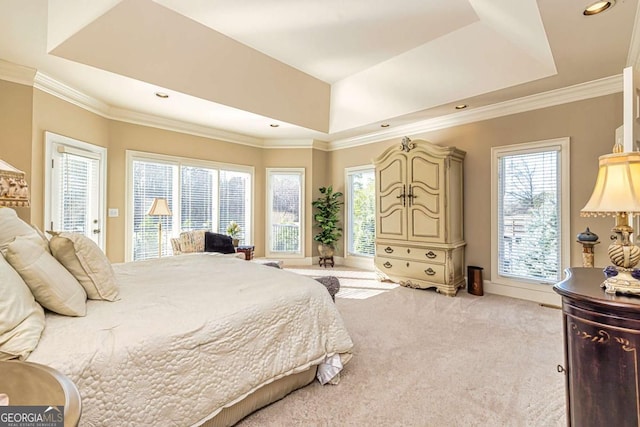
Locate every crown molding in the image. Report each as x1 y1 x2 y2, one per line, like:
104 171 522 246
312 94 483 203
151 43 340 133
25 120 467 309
33 71 111 116
0 59 36 86
328 74 623 151
1 63 623 153
312 140 331 151
263 138 314 149
29 71 267 148
261 139 331 150
108 107 265 148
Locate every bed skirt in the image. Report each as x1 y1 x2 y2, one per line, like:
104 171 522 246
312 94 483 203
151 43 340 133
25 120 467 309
197 366 317 426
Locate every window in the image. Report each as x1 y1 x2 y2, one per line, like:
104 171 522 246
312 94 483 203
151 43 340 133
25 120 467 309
346 167 375 257
181 166 217 231
127 152 253 261
266 169 304 257
131 160 176 260
491 138 570 286
218 170 252 243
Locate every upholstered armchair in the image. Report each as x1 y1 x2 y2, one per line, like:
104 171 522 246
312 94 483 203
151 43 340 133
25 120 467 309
170 230 239 256
170 230 205 255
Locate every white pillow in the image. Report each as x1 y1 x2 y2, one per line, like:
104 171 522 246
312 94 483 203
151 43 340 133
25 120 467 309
0 207 49 253
0 252 45 360
49 233 119 301
5 236 87 317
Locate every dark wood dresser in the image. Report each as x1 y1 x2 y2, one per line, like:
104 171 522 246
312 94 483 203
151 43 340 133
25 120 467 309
554 268 640 427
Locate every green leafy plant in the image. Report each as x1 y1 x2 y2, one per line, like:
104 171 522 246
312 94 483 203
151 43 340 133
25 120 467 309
311 186 343 248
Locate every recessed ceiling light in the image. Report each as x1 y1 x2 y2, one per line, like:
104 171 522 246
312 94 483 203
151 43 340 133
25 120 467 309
583 1 615 15
380 123 390 128
155 92 169 99
455 104 468 110
270 123 279 128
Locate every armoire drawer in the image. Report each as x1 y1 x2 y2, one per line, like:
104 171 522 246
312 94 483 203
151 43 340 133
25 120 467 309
375 256 446 284
376 244 446 264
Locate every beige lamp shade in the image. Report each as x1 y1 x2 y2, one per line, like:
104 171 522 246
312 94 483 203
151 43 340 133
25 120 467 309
0 159 30 208
581 152 640 216
147 198 172 216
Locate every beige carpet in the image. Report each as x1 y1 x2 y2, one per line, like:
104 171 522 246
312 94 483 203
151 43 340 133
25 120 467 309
238 271 566 426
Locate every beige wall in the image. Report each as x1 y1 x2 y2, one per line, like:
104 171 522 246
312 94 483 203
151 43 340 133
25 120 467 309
330 93 621 278
2 77 623 273
31 89 110 229
0 80 33 222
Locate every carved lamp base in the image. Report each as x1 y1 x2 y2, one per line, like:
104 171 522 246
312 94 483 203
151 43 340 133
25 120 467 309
602 267 640 295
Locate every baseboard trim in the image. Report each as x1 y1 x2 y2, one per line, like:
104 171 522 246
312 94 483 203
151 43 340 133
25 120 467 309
483 280 561 306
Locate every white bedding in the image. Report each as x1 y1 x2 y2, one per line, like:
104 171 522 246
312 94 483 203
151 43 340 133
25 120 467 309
27 254 354 426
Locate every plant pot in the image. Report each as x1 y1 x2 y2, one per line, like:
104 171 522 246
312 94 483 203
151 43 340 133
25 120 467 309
232 238 239 248
318 244 334 258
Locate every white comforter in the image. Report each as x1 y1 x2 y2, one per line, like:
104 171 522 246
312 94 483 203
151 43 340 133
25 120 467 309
27 254 354 426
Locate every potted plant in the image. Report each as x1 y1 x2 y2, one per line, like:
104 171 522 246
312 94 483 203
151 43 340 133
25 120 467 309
311 186 343 259
226 221 241 247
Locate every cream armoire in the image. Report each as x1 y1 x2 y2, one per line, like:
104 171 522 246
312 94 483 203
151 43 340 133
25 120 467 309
374 137 466 296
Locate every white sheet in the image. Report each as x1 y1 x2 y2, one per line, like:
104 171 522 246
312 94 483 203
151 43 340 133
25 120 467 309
27 254 353 426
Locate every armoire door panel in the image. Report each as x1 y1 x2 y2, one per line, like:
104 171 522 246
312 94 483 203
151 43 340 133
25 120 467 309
410 156 440 191
378 208 405 238
379 186 405 213
410 208 440 239
410 185 439 215
378 158 405 193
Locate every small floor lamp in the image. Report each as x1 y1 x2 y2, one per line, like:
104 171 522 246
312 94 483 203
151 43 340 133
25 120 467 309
147 198 172 258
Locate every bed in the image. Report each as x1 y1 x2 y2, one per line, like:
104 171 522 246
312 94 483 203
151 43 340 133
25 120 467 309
0 208 354 426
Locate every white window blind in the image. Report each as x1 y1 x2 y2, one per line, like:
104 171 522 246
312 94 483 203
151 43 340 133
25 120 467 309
218 170 251 246
347 169 375 257
129 153 254 261
181 166 216 231
58 152 97 234
497 149 561 282
46 134 106 249
132 160 176 260
268 171 302 254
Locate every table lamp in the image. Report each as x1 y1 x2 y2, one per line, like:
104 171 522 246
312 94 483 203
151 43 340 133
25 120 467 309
147 198 172 258
581 146 640 294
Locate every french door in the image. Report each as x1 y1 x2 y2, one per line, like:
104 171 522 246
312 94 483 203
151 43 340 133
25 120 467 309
45 132 106 249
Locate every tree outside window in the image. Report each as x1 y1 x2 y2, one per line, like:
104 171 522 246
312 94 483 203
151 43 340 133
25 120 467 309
347 168 375 257
495 144 566 284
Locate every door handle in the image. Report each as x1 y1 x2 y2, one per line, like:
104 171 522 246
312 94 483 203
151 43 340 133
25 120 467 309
383 261 392 268
424 268 436 276
92 229 101 234
384 246 394 254
425 251 437 259
396 185 406 206
407 185 416 206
